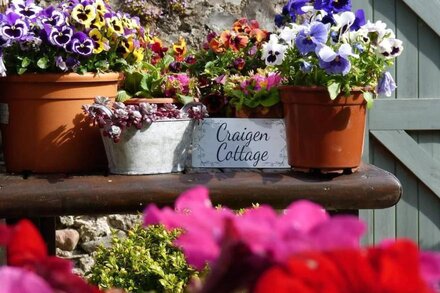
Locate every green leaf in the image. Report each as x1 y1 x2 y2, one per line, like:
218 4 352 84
177 94 194 105
124 72 144 95
116 90 132 102
21 57 31 68
17 67 27 75
260 89 281 107
139 75 150 92
327 81 341 100
37 57 49 69
363 91 375 109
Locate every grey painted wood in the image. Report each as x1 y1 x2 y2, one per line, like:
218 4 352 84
418 185 440 250
418 19 440 99
401 0 440 37
372 141 396 244
371 130 440 199
396 1 418 99
369 99 440 130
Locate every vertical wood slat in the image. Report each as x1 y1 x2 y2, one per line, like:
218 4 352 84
371 0 397 244
354 0 375 246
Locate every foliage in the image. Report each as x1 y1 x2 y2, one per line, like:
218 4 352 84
224 68 282 110
87 224 197 293
264 0 403 106
116 36 198 104
189 18 270 116
83 96 207 142
0 0 150 75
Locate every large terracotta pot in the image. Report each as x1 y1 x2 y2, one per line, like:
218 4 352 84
279 86 367 172
0 72 123 173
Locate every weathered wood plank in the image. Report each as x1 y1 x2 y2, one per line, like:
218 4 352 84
418 185 440 250
371 130 440 199
369 99 440 130
395 162 419 242
418 18 440 99
372 141 396 244
0 164 402 217
401 0 440 37
396 1 418 99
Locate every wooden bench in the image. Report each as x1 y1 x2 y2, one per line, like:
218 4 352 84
0 163 402 253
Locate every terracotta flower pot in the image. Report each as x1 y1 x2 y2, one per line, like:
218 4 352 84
279 86 367 172
123 97 177 105
0 72 123 173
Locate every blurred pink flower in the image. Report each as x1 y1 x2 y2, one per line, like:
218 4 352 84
0 267 53 293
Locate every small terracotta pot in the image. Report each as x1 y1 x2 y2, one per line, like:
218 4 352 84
234 103 284 118
0 72 123 173
279 86 367 172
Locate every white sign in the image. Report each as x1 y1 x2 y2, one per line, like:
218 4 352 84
192 118 290 168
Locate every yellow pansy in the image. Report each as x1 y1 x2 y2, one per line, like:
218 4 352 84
94 0 107 14
106 16 124 36
71 3 96 28
132 47 145 63
89 28 109 54
90 12 105 29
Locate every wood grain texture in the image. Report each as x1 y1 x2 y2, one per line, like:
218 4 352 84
0 164 402 217
401 0 440 37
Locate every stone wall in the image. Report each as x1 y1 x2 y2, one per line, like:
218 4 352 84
55 0 284 276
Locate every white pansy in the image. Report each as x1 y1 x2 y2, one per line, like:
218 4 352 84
361 20 395 44
377 38 403 59
334 11 355 30
279 23 302 46
261 34 287 66
300 5 314 13
110 125 121 136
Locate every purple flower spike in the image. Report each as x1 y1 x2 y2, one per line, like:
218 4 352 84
39 6 66 27
295 21 329 55
70 32 94 56
10 0 42 19
314 0 351 14
0 12 29 40
317 43 357 75
48 25 73 47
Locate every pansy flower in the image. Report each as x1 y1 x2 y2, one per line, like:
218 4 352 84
71 1 96 28
317 43 358 75
117 36 134 58
0 12 29 40
377 38 403 59
295 21 329 55
314 0 351 14
47 25 73 48
105 15 124 36
38 6 66 27
70 31 94 56
376 71 396 97
90 11 105 29
261 34 287 66
93 0 108 15
172 36 187 62
10 0 42 19
89 28 109 54
279 23 302 46
227 31 249 52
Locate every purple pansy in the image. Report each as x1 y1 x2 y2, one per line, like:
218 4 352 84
314 0 351 14
48 25 73 47
55 56 67 71
66 56 80 69
39 6 66 27
10 0 42 19
0 12 29 40
69 32 94 56
317 43 358 75
351 9 366 31
295 21 329 55
376 71 396 97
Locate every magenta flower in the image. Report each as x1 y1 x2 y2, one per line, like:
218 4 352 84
265 72 282 90
0 267 53 293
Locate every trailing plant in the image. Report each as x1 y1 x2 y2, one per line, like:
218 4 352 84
87 224 198 293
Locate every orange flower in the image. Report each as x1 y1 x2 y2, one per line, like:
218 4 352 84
173 37 187 62
251 28 269 43
228 32 249 52
209 31 231 53
233 18 250 33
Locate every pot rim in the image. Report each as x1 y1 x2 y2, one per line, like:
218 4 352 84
0 72 123 83
278 85 373 93
124 97 178 104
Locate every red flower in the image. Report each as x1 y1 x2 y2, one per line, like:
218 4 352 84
0 220 102 293
255 240 434 293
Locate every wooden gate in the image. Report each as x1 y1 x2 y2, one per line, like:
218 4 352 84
352 0 440 250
